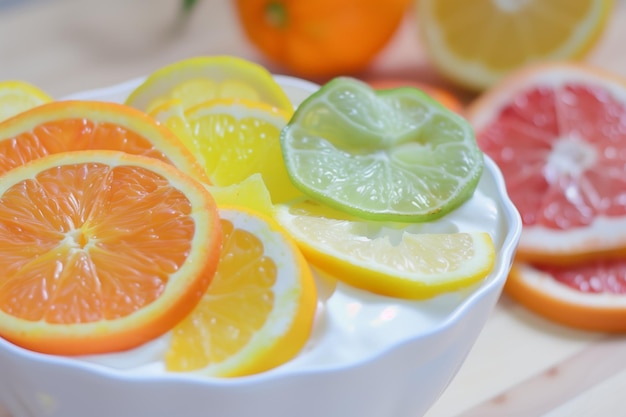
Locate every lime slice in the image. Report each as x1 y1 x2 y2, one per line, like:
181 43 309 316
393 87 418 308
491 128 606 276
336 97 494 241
280 77 484 222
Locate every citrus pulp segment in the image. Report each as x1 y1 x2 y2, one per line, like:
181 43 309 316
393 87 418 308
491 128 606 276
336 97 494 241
0 80 52 122
417 0 613 90
0 150 222 355
274 198 496 299
506 261 626 332
153 97 303 203
468 63 626 265
206 173 275 218
124 55 293 114
165 206 317 377
280 77 484 222
0 100 208 182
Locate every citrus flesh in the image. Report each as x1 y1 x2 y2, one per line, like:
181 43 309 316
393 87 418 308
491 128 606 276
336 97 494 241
506 261 626 332
0 80 52 122
280 77 484 222
153 98 302 203
206 173 275 218
274 198 495 299
417 0 613 90
0 100 208 182
165 206 317 377
125 55 293 114
468 63 626 265
0 150 222 355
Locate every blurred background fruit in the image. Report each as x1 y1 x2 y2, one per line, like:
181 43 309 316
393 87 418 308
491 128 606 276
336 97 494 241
416 0 614 91
232 0 412 80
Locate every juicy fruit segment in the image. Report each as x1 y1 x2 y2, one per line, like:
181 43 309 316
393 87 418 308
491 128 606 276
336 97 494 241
417 0 613 90
125 55 293 114
0 80 52 121
281 76 484 222
0 151 222 355
506 261 626 332
206 173 274 217
165 207 317 377
274 198 496 299
154 98 302 204
0 100 208 182
469 63 626 265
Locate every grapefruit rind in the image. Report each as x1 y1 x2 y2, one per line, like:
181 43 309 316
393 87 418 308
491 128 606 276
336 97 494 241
506 262 626 332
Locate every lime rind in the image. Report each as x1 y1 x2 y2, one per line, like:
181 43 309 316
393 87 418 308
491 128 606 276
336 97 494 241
280 77 484 222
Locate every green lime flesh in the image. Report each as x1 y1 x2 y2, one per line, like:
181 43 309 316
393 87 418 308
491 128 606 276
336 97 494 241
280 77 484 222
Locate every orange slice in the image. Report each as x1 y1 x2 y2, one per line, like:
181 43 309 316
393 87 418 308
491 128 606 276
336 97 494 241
506 261 626 332
417 0 613 90
0 150 222 355
165 206 317 377
467 62 626 266
274 198 495 299
124 55 293 114
0 80 52 122
0 100 208 182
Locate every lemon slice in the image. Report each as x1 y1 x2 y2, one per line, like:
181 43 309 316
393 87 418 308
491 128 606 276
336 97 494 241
274 198 495 299
125 55 293 114
417 0 613 90
153 98 302 204
165 206 317 377
0 80 52 122
280 76 484 222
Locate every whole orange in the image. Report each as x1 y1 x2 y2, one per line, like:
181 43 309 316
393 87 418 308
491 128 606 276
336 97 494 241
234 0 412 79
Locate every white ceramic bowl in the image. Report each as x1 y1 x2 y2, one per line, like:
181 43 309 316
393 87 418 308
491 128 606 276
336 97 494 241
0 75 522 417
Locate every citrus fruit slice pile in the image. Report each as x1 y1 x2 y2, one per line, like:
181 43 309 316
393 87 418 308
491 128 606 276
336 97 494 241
468 62 626 332
275 76 496 299
0 80 52 122
0 91 318 374
417 0 613 91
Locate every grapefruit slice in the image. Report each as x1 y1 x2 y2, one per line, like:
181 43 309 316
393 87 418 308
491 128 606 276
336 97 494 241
467 63 626 265
506 260 626 332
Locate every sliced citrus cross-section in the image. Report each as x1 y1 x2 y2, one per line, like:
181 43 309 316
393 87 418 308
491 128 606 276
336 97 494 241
152 97 302 203
280 76 484 222
274 198 495 299
0 80 52 122
506 260 626 332
417 0 613 90
125 55 293 114
0 99 208 182
468 62 626 266
0 150 222 356
165 206 317 377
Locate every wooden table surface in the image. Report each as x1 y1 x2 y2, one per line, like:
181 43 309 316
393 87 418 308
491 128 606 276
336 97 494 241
1 1 626 416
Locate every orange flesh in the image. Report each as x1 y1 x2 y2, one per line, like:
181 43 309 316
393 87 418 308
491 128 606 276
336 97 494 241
167 218 275 371
0 119 176 176
0 163 195 324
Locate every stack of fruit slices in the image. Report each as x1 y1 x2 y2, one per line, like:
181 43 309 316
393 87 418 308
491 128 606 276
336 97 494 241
0 57 317 378
0 55 499 378
274 75 496 299
467 62 626 332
